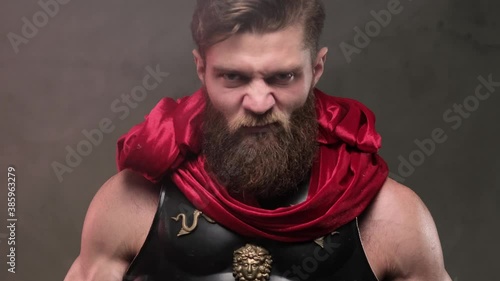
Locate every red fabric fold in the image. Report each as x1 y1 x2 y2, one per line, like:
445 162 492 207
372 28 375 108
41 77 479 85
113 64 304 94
116 88 388 242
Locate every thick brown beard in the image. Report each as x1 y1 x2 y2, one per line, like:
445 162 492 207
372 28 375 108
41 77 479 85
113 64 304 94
201 89 318 200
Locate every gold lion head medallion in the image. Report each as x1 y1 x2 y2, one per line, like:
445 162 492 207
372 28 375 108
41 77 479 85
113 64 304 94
233 244 272 281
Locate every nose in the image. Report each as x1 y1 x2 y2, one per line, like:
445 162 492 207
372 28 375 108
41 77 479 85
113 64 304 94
241 80 276 115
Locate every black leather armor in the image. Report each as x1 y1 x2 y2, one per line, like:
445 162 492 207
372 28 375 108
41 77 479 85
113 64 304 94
123 179 378 281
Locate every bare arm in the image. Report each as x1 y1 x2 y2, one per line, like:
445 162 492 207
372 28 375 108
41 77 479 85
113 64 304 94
380 180 452 281
64 170 159 281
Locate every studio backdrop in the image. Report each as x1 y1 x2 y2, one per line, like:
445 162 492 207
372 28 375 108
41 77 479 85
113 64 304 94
0 0 499 280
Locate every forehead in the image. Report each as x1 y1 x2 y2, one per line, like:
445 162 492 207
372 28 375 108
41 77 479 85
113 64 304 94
205 25 311 72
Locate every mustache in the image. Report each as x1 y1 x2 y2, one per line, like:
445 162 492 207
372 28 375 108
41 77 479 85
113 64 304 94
227 110 291 133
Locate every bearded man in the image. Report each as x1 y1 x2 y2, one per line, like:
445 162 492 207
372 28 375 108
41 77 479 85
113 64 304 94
64 0 452 280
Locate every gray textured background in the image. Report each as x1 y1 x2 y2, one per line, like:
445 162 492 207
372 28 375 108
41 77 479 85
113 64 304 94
1 0 499 280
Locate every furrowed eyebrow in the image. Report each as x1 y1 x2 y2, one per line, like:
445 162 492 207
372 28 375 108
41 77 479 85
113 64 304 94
212 65 303 77
212 66 250 76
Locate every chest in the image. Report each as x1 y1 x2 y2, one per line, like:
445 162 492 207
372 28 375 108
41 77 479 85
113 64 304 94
124 183 379 281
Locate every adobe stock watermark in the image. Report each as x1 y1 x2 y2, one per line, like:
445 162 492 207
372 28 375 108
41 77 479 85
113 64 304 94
390 74 499 183
340 0 412 63
7 0 72 54
51 64 170 182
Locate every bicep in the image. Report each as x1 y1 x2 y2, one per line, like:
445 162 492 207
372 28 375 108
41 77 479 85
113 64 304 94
64 256 129 281
64 170 157 281
64 184 129 281
388 185 451 281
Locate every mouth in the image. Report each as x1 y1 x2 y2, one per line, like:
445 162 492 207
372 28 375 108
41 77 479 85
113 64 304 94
242 123 273 134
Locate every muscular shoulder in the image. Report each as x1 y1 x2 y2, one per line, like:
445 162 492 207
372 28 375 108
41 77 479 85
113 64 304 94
359 178 451 281
79 169 160 265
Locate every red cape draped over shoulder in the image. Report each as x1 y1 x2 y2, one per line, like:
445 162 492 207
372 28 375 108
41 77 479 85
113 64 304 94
116 88 388 242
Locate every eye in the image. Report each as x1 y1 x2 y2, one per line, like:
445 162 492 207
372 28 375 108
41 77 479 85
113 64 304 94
223 73 243 81
277 73 294 81
219 73 249 88
268 72 295 85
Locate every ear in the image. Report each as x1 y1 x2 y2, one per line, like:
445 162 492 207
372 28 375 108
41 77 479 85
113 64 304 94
312 47 328 87
192 49 206 84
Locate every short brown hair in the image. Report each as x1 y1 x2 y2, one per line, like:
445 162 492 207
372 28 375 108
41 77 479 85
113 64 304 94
191 0 325 59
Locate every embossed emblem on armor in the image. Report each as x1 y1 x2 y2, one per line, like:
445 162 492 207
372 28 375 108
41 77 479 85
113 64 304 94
233 244 272 281
171 209 215 237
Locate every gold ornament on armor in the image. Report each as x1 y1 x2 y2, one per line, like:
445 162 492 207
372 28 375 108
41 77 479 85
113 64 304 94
171 209 215 237
233 244 272 281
